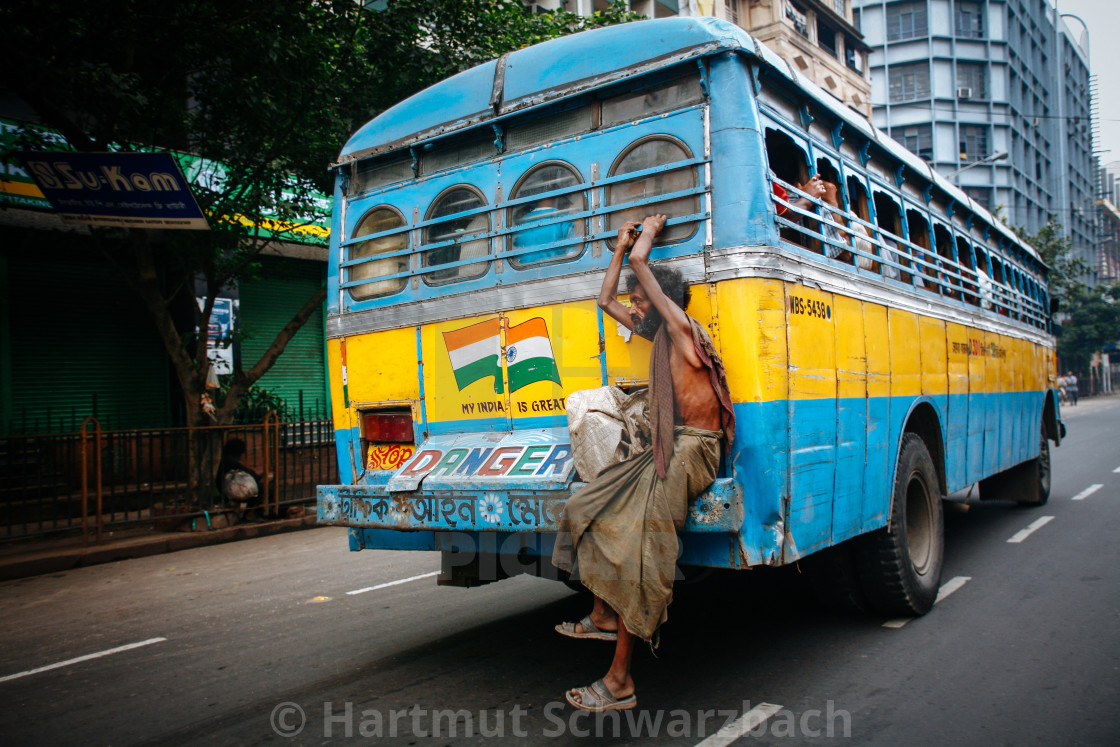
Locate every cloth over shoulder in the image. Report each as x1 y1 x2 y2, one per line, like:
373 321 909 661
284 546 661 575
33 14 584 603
648 316 735 479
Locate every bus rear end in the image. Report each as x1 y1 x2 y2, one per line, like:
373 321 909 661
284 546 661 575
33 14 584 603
316 18 761 586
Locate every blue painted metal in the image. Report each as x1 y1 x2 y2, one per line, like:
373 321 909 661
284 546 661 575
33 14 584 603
319 477 742 535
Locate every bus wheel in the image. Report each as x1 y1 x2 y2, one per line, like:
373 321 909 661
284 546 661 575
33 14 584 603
857 433 944 616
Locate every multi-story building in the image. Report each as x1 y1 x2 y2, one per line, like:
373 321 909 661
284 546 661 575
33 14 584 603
532 1 873 115
853 0 1100 283
1098 161 1120 283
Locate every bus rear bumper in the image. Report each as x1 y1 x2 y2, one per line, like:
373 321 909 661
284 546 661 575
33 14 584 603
317 478 744 534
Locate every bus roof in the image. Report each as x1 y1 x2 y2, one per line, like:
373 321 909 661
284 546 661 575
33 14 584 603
339 17 754 164
338 16 1042 266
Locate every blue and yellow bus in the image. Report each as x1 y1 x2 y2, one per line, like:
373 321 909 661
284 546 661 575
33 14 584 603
316 17 1062 615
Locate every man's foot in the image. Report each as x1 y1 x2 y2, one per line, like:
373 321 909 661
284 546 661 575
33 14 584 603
555 614 617 641
565 679 636 712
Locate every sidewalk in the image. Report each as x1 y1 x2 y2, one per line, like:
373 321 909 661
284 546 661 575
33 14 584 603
0 510 320 583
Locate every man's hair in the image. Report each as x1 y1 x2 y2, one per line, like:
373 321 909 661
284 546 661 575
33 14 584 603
222 438 248 460
626 263 691 310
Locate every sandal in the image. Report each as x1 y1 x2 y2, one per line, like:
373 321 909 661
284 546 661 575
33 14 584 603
555 614 617 641
565 678 637 712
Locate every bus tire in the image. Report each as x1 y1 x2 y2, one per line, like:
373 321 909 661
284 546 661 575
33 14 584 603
857 433 944 616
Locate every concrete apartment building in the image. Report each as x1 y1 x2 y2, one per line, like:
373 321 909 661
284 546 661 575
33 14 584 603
852 0 1101 283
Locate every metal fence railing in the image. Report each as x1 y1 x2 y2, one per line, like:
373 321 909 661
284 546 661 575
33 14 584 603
0 417 338 543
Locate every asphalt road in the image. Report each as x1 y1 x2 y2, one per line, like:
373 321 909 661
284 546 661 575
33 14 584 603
1 397 1118 745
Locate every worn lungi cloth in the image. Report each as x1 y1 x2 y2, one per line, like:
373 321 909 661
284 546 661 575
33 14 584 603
552 420 722 642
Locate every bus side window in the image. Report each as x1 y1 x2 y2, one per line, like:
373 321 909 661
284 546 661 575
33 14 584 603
906 208 937 292
846 176 878 272
872 191 908 283
814 157 854 263
956 236 979 306
423 186 491 285
348 206 409 300
973 244 993 310
763 128 817 251
991 256 1008 316
606 136 699 247
934 223 959 299
508 162 587 267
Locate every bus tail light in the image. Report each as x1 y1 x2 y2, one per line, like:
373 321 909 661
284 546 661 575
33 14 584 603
361 411 414 443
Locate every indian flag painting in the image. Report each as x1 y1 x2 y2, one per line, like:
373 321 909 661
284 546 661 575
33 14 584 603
444 318 504 394
506 317 562 392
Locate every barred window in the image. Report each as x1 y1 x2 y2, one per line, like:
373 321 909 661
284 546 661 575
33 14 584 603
886 2 928 42
423 186 490 285
956 62 987 99
889 62 931 102
891 124 933 161
507 162 586 267
959 125 989 162
348 207 408 300
606 136 699 247
955 2 984 38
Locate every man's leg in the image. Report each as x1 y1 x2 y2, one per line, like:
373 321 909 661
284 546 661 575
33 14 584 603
602 620 636 698
567 619 636 708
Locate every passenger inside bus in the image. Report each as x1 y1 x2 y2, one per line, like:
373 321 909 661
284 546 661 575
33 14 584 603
764 129 819 251
872 192 907 282
845 176 879 272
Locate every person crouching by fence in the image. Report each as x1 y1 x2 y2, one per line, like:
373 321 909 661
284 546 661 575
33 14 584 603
216 438 263 521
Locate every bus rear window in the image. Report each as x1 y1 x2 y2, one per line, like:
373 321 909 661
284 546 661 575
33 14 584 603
423 186 490 285
602 76 704 127
508 163 587 267
606 136 699 246
348 207 408 300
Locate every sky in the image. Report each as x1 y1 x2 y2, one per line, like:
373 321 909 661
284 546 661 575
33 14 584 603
1055 0 1120 168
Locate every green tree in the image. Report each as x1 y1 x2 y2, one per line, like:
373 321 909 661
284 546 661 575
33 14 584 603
1017 216 1120 376
2 0 636 499
1 0 637 428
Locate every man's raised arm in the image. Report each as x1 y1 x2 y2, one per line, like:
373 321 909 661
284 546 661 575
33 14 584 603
627 215 701 367
598 221 641 330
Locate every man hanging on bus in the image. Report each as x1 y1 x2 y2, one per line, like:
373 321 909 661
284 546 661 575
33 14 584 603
552 214 736 712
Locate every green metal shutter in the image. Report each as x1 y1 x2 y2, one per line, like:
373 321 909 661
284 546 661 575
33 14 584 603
238 258 328 420
5 250 171 433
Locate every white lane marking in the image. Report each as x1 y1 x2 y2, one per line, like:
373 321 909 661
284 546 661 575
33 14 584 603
694 703 784 747
1071 484 1104 501
1007 515 1055 544
346 570 439 596
882 576 972 628
1113 466 1120 474
934 575 971 604
0 637 167 684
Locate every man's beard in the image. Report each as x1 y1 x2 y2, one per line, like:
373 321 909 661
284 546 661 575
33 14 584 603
633 307 663 340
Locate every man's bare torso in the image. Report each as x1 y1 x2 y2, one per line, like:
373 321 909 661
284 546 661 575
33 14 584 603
669 337 721 432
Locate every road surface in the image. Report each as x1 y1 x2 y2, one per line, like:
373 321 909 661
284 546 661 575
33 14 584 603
1 397 1118 745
